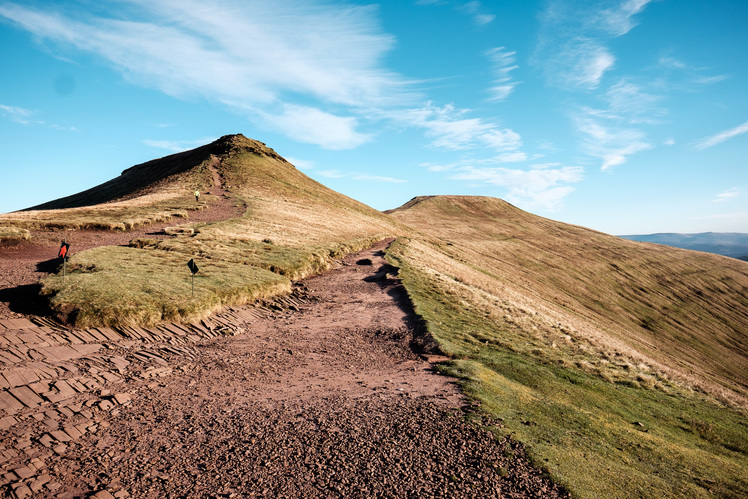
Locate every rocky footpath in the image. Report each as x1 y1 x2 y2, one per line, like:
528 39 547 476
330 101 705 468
0 241 567 498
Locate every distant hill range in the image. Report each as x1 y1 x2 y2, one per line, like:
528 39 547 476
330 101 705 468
619 232 748 261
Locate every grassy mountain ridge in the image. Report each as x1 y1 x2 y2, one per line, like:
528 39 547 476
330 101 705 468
388 195 748 404
23 136 239 211
3 137 747 497
37 135 404 326
385 195 748 497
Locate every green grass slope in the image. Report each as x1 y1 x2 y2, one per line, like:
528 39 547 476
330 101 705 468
386 195 748 498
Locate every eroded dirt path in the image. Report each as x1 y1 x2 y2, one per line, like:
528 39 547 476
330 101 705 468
0 241 567 498
0 165 242 321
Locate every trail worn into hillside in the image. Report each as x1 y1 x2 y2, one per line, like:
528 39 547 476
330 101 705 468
0 240 567 498
0 163 241 321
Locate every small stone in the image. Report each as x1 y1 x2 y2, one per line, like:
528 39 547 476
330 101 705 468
91 490 116 499
14 438 32 450
113 393 131 405
11 483 32 499
12 465 34 479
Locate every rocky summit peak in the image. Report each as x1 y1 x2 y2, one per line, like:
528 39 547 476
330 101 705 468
206 134 285 163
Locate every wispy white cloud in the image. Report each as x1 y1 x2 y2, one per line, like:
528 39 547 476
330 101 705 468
262 104 371 150
484 151 528 163
566 39 615 89
450 163 584 211
479 128 523 152
397 103 523 153
695 120 748 150
351 174 406 183
1 103 79 130
421 161 460 172
596 0 652 36
535 0 652 90
713 188 739 203
657 55 730 89
604 79 665 124
417 0 493 25
486 47 520 102
0 104 41 125
573 108 651 170
284 157 315 171
566 77 663 170
318 170 346 179
460 1 494 25
474 14 495 25
0 0 410 150
658 56 687 70
317 169 405 183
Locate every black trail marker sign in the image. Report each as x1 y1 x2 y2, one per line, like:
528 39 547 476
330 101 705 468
187 259 199 295
59 241 70 283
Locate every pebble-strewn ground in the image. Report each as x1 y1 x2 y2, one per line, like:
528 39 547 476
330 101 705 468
1 174 568 499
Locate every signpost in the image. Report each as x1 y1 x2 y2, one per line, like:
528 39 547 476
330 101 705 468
58 240 70 283
187 258 199 296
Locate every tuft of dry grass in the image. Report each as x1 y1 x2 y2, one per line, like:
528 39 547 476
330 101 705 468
0 226 31 245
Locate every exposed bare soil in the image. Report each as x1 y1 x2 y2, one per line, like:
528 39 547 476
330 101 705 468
0 170 567 497
0 164 241 321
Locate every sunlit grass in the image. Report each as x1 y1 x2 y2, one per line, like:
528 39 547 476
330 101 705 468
385 236 748 498
0 190 214 231
388 196 748 406
0 226 31 244
38 135 404 327
42 246 290 327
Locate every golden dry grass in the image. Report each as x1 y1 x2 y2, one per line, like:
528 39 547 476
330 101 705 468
0 226 31 244
388 195 748 406
386 195 748 498
19 135 748 497
38 135 407 326
0 188 212 231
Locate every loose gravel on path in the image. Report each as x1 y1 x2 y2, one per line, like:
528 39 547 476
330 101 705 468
0 239 568 498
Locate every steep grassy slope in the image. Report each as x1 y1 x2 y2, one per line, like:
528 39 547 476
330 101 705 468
387 195 748 497
0 147 216 230
24 140 228 210
39 135 406 326
389 195 748 403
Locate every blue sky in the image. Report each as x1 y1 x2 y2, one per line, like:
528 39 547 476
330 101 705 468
1 0 746 234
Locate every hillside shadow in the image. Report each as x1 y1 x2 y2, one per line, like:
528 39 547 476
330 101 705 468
37 257 62 274
0 257 61 319
0 283 56 318
363 262 442 356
